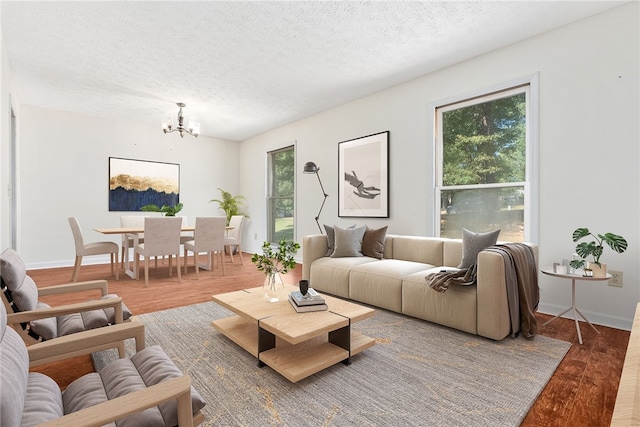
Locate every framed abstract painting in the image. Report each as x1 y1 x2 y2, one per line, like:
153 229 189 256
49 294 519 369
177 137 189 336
338 131 389 218
108 157 180 211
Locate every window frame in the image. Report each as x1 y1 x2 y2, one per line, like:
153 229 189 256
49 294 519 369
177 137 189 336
433 75 539 243
266 144 296 244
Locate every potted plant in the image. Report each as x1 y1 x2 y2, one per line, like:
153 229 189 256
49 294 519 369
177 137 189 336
140 203 183 216
569 227 628 277
209 188 248 225
251 239 300 302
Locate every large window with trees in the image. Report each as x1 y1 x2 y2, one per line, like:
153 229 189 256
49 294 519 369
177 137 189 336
435 80 537 243
267 146 295 243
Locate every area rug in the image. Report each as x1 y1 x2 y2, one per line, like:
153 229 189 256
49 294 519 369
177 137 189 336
92 301 571 426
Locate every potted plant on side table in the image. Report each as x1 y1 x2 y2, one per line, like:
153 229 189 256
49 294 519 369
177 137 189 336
569 227 628 277
252 239 300 302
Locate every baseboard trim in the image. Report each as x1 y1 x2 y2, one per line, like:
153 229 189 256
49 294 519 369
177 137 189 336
538 302 632 331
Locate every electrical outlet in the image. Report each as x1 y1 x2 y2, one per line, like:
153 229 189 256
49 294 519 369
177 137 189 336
609 270 623 287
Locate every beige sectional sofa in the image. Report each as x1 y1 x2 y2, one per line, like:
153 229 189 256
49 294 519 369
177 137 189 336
302 233 538 341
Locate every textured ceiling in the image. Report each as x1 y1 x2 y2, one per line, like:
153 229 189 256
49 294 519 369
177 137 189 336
1 1 626 141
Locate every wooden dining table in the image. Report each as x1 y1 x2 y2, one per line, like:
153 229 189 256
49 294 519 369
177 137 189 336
95 225 232 279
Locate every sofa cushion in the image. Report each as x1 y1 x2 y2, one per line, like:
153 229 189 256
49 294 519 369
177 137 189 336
391 236 446 265
331 225 366 258
350 260 435 312
457 228 500 268
310 256 378 298
403 268 478 335
362 226 387 259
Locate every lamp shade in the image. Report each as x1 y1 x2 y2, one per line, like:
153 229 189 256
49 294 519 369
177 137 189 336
303 162 319 174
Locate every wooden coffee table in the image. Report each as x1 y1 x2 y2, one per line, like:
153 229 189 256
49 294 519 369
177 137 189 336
211 285 376 382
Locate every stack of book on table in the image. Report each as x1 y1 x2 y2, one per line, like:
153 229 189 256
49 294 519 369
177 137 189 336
288 288 327 312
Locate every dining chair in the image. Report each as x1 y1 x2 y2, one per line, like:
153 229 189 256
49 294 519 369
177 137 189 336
120 215 146 270
224 215 245 264
133 217 182 286
68 217 119 282
183 216 227 278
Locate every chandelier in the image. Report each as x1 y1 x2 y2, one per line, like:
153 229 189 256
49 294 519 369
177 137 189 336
162 102 200 138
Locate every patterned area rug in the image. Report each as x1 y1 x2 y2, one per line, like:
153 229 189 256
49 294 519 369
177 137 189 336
92 301 570 426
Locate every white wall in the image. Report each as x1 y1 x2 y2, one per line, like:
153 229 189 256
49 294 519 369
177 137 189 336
17 105 240 268
240 3 639 329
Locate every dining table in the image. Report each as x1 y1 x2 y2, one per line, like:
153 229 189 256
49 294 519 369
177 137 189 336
95 225 233 279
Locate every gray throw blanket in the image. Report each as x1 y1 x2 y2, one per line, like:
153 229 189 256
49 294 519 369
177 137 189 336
426 243 539 338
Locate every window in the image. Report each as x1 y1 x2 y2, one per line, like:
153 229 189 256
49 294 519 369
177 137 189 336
435 79 537 243
267 146 295 243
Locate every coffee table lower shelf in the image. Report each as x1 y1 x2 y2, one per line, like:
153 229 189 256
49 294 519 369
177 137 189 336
211 314 375 383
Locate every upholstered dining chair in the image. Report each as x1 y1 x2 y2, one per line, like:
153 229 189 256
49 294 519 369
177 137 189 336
0 302 207 427
133 217 183 286
224 215 245 265
120 215 146 269
0 248 132 352
68 216 119 282
183 216 227 278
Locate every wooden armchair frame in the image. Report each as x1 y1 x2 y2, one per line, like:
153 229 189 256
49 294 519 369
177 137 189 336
2 279 129 357
17 321 204 426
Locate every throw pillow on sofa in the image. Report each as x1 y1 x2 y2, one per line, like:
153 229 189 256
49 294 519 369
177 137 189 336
324 224 356 256
331 225 366 258
361 225 387 259
457 228 500 268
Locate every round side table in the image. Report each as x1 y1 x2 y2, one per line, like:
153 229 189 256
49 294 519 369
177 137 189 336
541 269 611 344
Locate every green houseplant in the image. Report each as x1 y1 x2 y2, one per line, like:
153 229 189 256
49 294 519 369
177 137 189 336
209 188 248 225
252 239 300 302
140 202 183 216
569 227 628 277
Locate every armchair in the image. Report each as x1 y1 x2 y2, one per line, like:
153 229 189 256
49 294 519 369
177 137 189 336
0 303 206 426
0 248 132 353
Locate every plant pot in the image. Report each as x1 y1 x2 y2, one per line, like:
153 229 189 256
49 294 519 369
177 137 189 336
587 262 607 278
263 271 284 302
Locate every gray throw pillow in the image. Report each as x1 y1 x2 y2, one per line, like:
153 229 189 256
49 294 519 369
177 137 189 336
330 225 366 258
324 224 356 256
362 226 387 259
457 228 501 269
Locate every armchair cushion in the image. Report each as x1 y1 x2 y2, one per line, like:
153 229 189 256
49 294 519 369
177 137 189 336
0 248 39 312
22 373 64 426
30 302 58 340
63 345 206 427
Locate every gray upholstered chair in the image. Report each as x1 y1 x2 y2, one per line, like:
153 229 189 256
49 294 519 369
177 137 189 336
224 215 245 264
183 216 227 278
133 217 182 286
68 216 119 282
0 248 132 351
0 302 206 426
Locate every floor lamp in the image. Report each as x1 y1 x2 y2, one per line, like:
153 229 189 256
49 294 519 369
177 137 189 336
303 162 328 234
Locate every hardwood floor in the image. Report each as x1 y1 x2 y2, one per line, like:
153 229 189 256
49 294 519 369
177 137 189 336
26 256 629 426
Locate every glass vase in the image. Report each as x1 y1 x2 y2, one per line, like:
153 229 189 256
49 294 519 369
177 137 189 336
263 271 284 302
